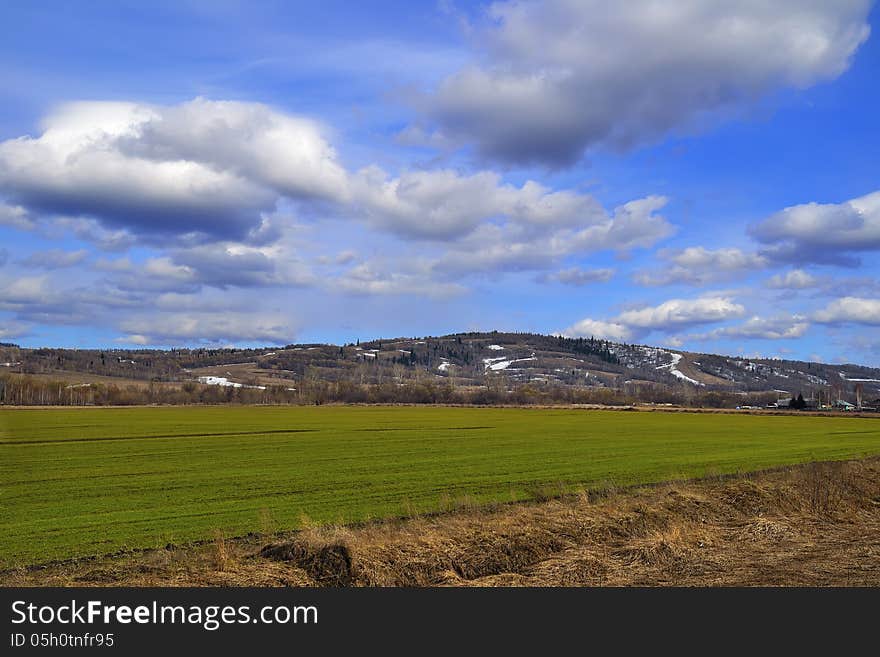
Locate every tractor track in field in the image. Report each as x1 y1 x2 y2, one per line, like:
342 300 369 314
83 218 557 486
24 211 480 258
2 425 499 446
0 428 321 445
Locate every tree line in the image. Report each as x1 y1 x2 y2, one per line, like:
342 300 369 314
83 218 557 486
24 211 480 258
1 372 779 408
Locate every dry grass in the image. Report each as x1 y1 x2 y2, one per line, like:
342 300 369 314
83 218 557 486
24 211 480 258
211 530 231 572
4 457 879 587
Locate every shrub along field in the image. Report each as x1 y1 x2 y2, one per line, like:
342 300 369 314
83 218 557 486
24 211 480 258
2 405 879 566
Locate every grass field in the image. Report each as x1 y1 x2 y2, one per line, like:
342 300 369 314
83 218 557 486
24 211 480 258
2 405 879 566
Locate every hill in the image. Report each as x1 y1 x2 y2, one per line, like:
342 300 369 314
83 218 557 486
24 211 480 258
2 332 879 408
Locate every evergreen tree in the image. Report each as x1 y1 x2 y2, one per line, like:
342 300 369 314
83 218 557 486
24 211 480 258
789 393 807 410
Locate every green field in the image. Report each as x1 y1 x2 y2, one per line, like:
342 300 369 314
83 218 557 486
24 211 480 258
2 406 879 566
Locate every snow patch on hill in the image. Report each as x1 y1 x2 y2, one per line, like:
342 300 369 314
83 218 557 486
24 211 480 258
655 353 704 386
484 354 537 371
197 376 266 390
839 372 880 383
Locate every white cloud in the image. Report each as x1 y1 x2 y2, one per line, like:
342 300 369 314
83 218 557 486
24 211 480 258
166 243 316 289
766 269 821 289
814 297 880 325
670 247 767 271
635 247 768 285
0 274 143 325
418 0 871 165
0 99 346 242
349 167 642 242
152 292 253 313
561 294 746 343
0 320 30 340
0 202 35 230
5 98 662 254
537 267 614 286
143 257 196 282
694 315 810 340
561 318 634 342
104 241 318 293
333 250 358 266
123 97 348 202
751 190 880 265
50 217 137 252
20 248 89 269
350 168 516 240
117 334 150 346
118 312 295 345
1 98 675 290
431 195 672 275
336 262 466 298
0 275 51 305
617 296 745 329
93 256 133 272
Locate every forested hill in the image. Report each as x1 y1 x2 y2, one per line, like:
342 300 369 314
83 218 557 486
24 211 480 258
2 332 879 407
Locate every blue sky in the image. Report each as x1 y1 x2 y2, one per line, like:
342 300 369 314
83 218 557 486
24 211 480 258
1 0 879 365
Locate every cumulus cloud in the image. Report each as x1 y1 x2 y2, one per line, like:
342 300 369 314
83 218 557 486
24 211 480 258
693 315 809 340
663 335 685 348
50 217 138 252
315 250 360 266
0 321 30 340
0 273 142 326
814 297 880 325
561 318 634 342
418 0 871 165
0 202 35 231
117 312 295 346
562 294 746 342
751 190 880 265
766 269 821 289
166 243 316 289
817 275 880 300
1 99 674 279
670 247 767 271
1 259 298 345
351 168 524 240
0 275 51 306
122 98 348 201
537 267 614 286
336 261 466 298
432 195 672 275
105 247 310 294
617 296 746 329
19 248 89 269
349 167 660 243
93 256 133 272
143 257 196 282
0 99 346 242
635 247 768 285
